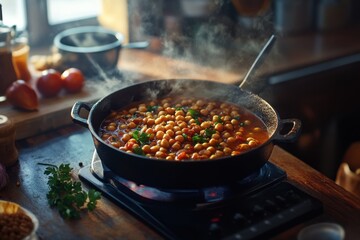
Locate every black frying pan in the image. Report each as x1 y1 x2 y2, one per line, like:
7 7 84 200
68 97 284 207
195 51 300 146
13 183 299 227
71 79 301 189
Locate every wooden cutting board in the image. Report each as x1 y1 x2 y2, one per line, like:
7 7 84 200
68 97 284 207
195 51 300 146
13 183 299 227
1 49 241 140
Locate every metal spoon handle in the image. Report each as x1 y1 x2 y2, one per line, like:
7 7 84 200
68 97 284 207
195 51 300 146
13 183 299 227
239 34 277 88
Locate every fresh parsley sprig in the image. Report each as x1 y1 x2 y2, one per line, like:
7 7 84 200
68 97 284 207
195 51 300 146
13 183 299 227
40 163 101 219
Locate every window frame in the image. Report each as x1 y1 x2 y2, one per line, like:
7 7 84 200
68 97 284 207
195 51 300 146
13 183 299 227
26 0 100 48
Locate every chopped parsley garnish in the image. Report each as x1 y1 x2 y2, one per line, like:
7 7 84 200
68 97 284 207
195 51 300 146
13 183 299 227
192 134 205 144
147 105 159 112
204 128 216 138
132 130 150 145
188 109 200 119
133 146 145 155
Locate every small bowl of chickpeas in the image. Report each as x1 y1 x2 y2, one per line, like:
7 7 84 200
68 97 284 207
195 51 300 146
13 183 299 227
0 200 39 240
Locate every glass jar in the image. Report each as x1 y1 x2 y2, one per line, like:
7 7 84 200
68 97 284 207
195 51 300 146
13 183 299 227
0 26 17 101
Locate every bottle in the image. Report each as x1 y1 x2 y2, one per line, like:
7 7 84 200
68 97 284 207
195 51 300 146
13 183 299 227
0 115 18 167
0 4 18 101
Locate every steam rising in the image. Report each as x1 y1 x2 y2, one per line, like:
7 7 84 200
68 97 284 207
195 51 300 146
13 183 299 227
86 1 277 97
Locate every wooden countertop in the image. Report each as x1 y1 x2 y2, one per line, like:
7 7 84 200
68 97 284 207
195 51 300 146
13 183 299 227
0 125 359 239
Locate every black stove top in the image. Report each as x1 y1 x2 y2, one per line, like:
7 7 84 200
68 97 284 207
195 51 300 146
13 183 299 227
79 151 323 240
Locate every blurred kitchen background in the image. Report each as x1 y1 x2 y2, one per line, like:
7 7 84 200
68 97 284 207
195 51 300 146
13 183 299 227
1 0 360 180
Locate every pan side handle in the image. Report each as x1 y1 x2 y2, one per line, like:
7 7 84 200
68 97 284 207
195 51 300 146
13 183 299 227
273 118 302 143
71 101 93 128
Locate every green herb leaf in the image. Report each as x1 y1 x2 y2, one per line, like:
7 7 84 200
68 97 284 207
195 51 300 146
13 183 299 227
188 109 199 119
41 163 101 219
133 146 145 155
132 130 150 146
204 128 216 138
147 105 159 112
192 134 205 144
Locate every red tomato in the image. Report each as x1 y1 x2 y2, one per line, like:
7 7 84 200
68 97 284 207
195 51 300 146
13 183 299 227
36 69 63 97
61 68 85 93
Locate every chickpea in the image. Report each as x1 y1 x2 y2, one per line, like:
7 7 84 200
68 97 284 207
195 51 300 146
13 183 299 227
158 110 166 116
163 133 171 140
138 105 147 112
145 128 154 134
214 123 224 132
212 115 220 122
230 111 240 117
222 132 231 139
215 150 224 157
101 133 110 140
159 147 168 153
209 138 218 146
111 141 121 148
175 110 185 116
166 155 175 160
156 131 165 139
185 116 192 121
199 150 211 158
253 127 262 132
169 138 176 145
147 118 155 126
166 107 175 114
155 151 167 159
120 124 127 129
194 143 203 151
155 116 165 125
207 146 216 153
231 119 239 125
189 119 197 124
200 109 209 116
166 129 175 137
128 122 136 129
223 115 231 121
172 142 181 151
248 140 258 147
200 121 211 129
178 121 187 129
160 139 170 148
202 142 209 148
142 145 151 153
122 134 131 142
223 147 232 155
224 123 234 131
231 151 241 156
175 135 185 142
196 99 205 106
132 143 140 150
191 152 201 159
107 125 116 131
212 133 220 139
154 125 165 132
244 120 251 126
227 137 236 144
239 144 250 151
150 145 160 153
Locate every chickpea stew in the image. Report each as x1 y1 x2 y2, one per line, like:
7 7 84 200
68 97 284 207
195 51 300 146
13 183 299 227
99 97 269 161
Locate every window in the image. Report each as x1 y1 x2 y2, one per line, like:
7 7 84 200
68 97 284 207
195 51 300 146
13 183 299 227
47 0 101 25
0 0 26 31
1 0 102 47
